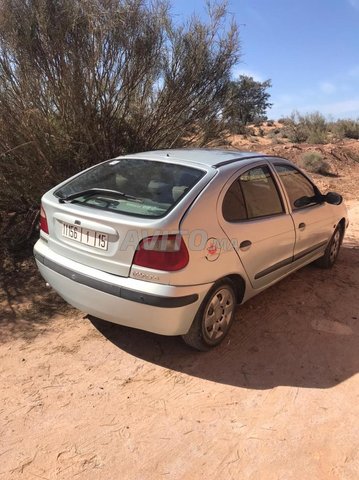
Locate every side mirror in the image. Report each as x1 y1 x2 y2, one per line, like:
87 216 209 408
325 191 343 205
294 192 342 208
293 196 312 208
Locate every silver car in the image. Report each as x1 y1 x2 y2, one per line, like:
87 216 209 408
34 149 348 350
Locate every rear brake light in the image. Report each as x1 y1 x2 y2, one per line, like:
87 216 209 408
133 234 189 271
40 204 49 234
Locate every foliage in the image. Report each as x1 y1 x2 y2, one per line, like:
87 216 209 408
278 113 359 144
222 75 272 133
299 151 331 176
0 0 239 255
282 111 328 144
331 119 359 140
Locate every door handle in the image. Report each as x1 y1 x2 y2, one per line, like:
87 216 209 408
298 222 306 230
239 240 252 249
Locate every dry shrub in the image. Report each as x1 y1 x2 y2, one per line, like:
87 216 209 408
0 0 239 260
331 119 359 140
300 151 331 176
283 111 328 144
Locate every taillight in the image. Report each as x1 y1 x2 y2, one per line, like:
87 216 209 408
40 204 49 234
133 234 189 271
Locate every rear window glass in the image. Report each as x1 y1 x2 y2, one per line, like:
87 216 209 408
55 159 205 218
222 165 284 221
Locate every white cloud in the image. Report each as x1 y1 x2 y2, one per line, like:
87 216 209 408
348 0 359 9
302 98 359 117
269 97 359 120
319 81 336 94
231 66 263 82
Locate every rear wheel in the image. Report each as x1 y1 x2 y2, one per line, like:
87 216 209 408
182 279 236 351
315 225 343 268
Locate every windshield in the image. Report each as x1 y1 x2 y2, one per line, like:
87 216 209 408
54 158 205 218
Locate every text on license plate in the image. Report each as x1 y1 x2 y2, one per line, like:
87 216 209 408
62 222 108 250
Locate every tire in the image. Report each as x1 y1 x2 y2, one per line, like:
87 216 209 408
315 225 343 268
182 279 237 351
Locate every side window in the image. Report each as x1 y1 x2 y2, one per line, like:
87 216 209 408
274 164 317 210
222 165 284 221
222 179 247 221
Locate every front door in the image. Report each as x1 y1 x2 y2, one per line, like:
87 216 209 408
273 164 335 261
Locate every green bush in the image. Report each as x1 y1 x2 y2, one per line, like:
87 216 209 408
332 119 359 140
306 129 328 144
282 114 308 143
300 152 331 175
223 76 272 132
283 111 328 144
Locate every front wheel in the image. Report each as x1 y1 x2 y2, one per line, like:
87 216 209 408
182 279 236 351
315 225 343 268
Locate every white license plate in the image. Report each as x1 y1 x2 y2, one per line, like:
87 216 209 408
61 222 108 250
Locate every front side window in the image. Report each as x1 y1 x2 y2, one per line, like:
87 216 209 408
274 164 318 209
222 165 284 221
55 159 205 218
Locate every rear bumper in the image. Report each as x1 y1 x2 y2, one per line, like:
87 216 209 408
34 239 211 335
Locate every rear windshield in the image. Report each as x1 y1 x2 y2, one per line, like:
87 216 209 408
54 158 205 218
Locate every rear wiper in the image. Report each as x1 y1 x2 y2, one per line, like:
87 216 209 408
58 188 142 203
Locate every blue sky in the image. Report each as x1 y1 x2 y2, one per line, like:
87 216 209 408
171 0 359 119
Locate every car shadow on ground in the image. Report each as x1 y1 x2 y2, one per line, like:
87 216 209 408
90 244 359 390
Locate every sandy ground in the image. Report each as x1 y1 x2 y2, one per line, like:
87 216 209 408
1 202 359 480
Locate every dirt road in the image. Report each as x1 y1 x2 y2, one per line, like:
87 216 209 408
1 202 358 480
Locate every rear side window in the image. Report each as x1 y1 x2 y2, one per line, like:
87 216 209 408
222 179 247 221
223 165 284 221
55 159 205 218
274 164 318 209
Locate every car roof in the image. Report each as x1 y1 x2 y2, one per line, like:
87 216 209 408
121 148 273 169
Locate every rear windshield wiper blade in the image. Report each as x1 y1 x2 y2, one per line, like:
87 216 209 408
58 188 142 203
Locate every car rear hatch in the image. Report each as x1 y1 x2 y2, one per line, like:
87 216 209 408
40 157 212 277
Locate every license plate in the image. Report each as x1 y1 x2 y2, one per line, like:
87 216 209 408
61 222 108 250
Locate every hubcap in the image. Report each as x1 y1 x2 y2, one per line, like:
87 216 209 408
329 230 341 263
204 287 235 341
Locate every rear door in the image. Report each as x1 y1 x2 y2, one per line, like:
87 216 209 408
218 162 296 289
272 163 335 261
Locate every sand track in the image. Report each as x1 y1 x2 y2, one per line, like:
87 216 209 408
0 202 358 479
